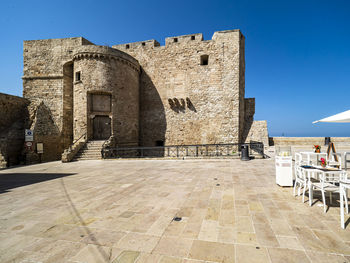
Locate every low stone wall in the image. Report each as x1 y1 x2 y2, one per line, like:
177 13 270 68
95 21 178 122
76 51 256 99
271 137 350 147
0 93 29 131
0 93 29 168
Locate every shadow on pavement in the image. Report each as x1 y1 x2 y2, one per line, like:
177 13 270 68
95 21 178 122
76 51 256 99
0 173 76 194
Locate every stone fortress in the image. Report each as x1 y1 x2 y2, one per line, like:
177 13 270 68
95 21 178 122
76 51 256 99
0 29 269 167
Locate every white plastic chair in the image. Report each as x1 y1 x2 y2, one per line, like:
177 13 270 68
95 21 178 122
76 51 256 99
294 153 302 186
294 152 307 180
310 171 347 213
295 152 308 166
340 176 349 229
293 166 308 203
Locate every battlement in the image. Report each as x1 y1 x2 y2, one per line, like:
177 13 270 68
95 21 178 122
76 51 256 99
164 33 204 45
113 39 160 50
113 29 243 51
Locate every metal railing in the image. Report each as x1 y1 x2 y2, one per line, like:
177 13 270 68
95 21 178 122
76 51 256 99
102 142 264 159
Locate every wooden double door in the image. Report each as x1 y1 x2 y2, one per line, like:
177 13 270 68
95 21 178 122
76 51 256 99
93 116 111 140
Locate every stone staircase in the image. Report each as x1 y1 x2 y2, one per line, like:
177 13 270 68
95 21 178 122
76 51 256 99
73 140 105 161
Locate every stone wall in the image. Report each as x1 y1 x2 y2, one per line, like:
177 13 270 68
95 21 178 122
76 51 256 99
22 37 93 163
113 30 247 146
0 93 29 167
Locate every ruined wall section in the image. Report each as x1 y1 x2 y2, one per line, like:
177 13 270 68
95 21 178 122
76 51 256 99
73 45 140 146
113 30 244 146
242 98 255 143
245 121 269 147
242 98 269 146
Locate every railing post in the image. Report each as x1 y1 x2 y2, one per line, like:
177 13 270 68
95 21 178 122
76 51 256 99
176 146 179 157
167 147 169 157
206 145 208 156
216 145 219 156
186 147 188 156
196 146 198 157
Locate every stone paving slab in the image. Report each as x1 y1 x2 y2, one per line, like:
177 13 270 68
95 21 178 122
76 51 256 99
0 159 349 262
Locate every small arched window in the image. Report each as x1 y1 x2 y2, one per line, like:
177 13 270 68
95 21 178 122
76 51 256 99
200 55 209 66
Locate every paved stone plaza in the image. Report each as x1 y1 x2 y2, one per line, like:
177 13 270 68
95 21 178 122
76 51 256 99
0 159 349 262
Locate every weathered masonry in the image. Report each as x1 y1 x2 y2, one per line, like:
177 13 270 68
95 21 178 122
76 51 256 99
0 29 268 166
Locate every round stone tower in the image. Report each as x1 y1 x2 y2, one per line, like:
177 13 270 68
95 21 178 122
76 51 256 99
72 45 140 146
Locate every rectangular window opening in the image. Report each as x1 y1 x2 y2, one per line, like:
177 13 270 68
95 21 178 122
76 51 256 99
191 35 195 40
126 44 130 49
200 55 209 66
156 140 164 146
142 42 145 46
174 38 178 43
75 71 81 81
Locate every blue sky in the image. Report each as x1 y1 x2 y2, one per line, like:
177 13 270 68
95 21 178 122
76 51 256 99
1 0 349 137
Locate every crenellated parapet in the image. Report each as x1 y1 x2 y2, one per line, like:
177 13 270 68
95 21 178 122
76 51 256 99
113 30 243 52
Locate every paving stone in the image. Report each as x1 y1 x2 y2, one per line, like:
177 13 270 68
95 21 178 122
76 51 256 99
68 244 117 263
112 250 140 263
276 236 303 250
235 231 258 245
116 232 160 253
153 236 193 258
235 244 270 263
189 240 235 263
267 247 310 263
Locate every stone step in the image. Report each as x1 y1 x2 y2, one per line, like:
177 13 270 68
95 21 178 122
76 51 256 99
82 147 103 150
73 140 106 161
82 147 104 150
80 148 102 152
76 150 102 155
75 155 102 159
73 157 102 161
74 154 102 157
86 141 105 144
75 153 102 156
85 143 104 147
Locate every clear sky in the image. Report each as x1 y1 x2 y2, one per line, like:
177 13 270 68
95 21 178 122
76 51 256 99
1 0 349 137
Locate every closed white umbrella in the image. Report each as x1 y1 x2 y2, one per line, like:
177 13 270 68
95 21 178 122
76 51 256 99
313 110 350 124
